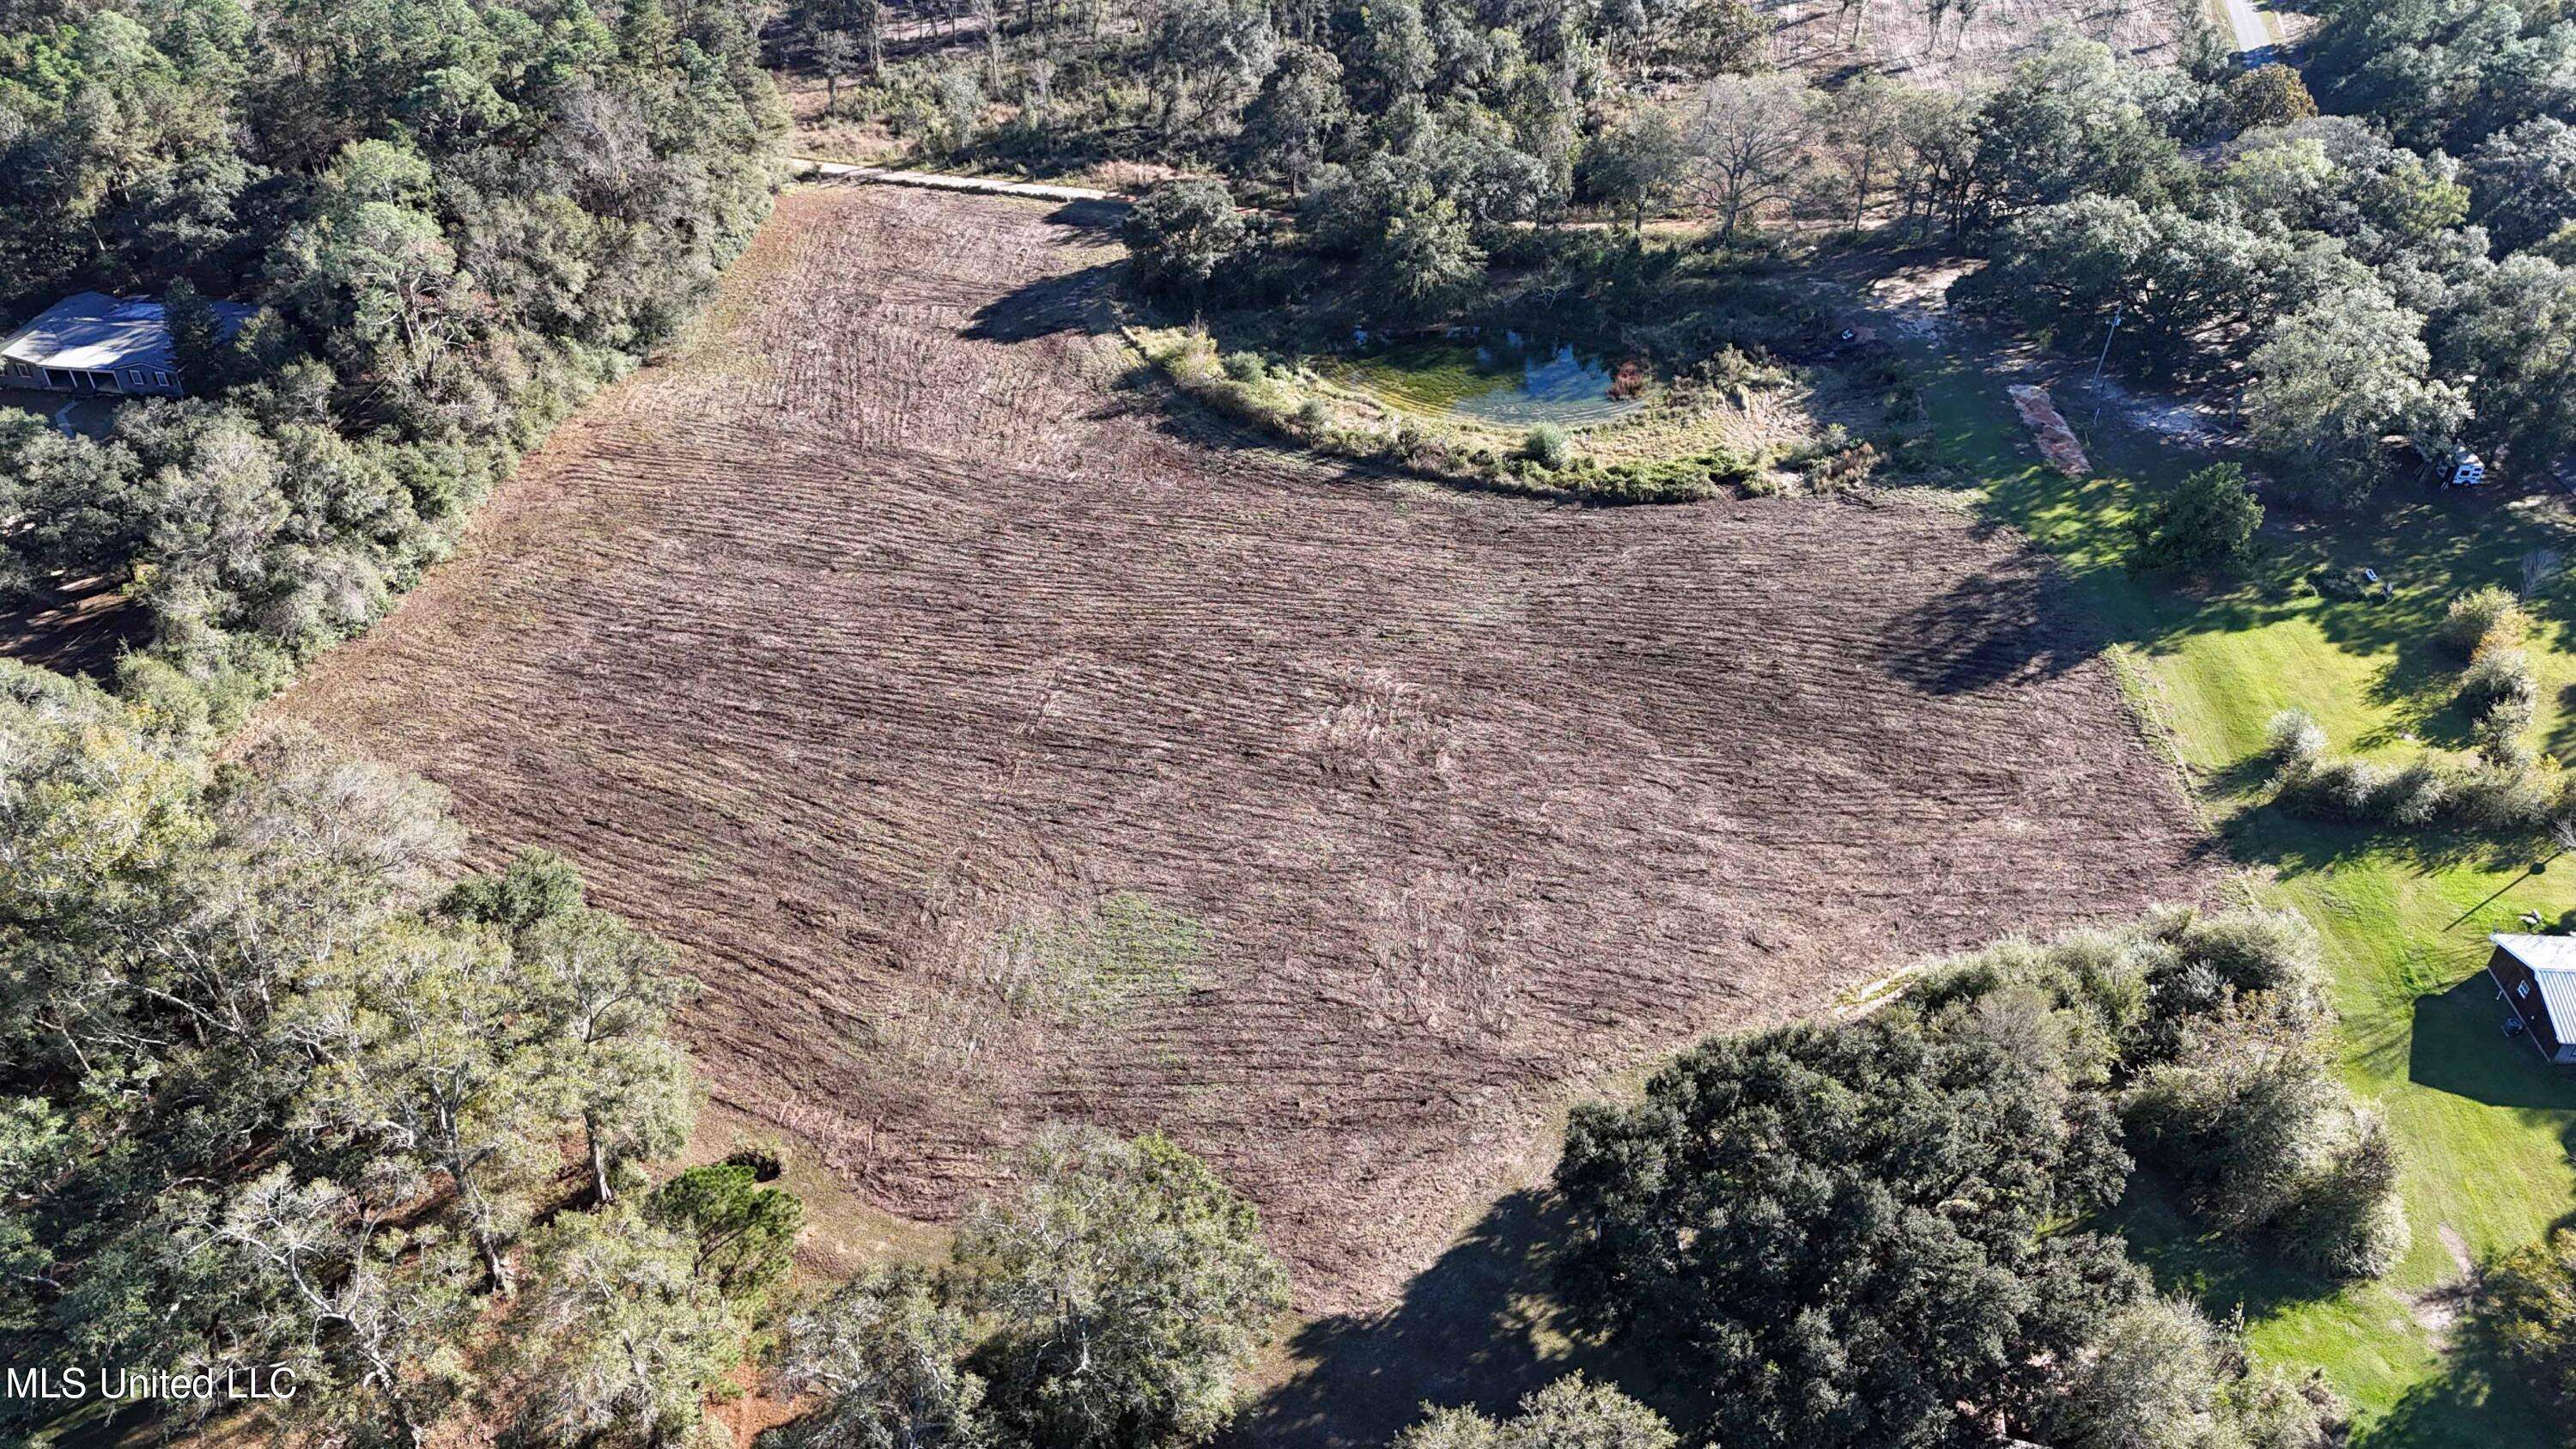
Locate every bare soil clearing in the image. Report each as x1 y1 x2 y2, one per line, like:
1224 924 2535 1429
270 184 2216 1318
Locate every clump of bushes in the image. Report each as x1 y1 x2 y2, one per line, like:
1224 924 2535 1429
2264 707 2328 767
2443 585 2530 656
2273 583 2559 826
1221 350 1268 383
1911 908 2403 1283
2450 592 2543 771
1394 1374 1675 1449
2264 707 2562 831
1520 423 1572 470
1909 905 2327 1081
2458 646 2538 716
2124 999 2409 1280
2038 1295 2342 1449
2476 695 2540 767
2130 461 2263 574
2476 1228 2576 1416
1805 440 1882 492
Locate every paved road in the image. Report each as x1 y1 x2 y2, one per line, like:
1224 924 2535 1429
2219 0 2278 64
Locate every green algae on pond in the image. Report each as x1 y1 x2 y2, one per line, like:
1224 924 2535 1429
1335 336 1648 427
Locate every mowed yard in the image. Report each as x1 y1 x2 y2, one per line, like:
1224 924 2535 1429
267 184 2218 1320
1856 269 2576 1444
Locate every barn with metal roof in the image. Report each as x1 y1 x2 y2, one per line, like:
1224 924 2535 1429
2486 934 2576 1063
0 291 252 399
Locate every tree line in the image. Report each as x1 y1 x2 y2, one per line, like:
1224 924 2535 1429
0 0 786 725
955 0 2576 502
0 659 761 1444
1960 0 2576 500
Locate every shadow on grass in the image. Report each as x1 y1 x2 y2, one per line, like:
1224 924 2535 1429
2353 1355 2523 1449
2351 1294 2553 1449
2212 785 2557 883
2409 972 2576 1111
2546 681 2576 764
2111 1176 2351 1326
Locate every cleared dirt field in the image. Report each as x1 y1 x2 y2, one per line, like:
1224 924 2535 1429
270 184 2216 1325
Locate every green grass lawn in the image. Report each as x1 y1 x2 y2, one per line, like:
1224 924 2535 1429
1899 332 2576 1445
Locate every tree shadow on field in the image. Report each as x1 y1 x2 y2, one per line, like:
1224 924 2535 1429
963 261 1122 344
1226 1190 1627 1449
1879 555 2097 694
1045 197 1132 239
1226 1190 1705 1448
2348 1290 2553 1449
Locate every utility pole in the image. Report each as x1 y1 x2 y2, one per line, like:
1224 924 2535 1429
2089 298 2124 387
2087 298 2124 428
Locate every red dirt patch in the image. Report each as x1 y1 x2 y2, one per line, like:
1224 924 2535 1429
268 184 2217 1317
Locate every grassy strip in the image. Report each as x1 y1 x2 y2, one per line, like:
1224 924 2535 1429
1893 321 2576 1446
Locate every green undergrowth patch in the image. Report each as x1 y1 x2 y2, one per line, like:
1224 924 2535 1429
1327 341 1523 413
997 891 1208 1023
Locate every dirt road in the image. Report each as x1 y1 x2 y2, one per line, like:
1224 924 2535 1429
2218 0 2278 60
790 157 1120 204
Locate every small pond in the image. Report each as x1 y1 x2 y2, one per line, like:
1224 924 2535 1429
1342 334 1647 427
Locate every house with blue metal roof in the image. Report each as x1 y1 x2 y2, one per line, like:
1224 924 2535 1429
0 291 253 399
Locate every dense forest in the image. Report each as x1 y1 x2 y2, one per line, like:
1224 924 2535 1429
0 1 800 1440
0 0 783 726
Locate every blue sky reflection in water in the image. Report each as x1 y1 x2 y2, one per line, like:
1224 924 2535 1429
1448 338 1645 426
